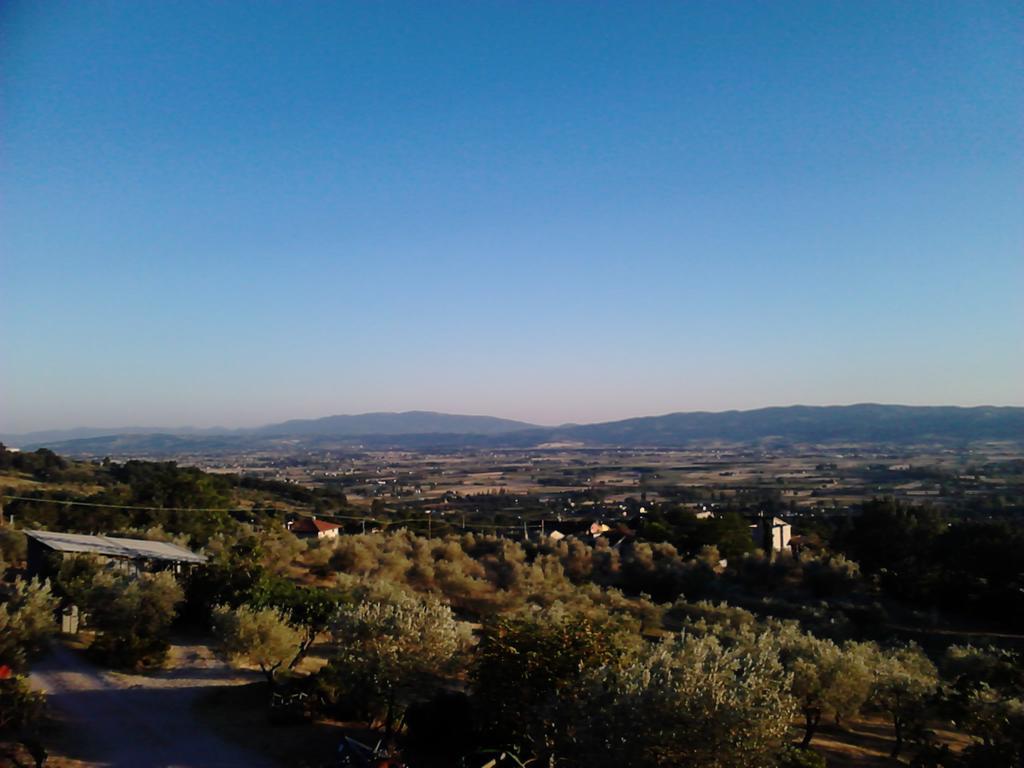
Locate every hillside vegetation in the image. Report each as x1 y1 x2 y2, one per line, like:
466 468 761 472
2 445 1023 767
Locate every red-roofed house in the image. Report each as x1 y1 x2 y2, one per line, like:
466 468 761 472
288 516 342 540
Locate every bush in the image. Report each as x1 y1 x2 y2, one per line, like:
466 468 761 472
473 608 636 761
87 571 184 669
0 673 46 735
212 603 302 684
0 578 58 670
573 632 797 768
0 529 27 565
318 592 468 738
778 745 827 768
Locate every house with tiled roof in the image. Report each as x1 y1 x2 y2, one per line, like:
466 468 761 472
288 516 342 540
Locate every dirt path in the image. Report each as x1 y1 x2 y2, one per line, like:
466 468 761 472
29 641 276 768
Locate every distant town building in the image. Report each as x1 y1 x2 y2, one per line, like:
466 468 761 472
539 520 615 542
288 516 342 540
751 516 792 554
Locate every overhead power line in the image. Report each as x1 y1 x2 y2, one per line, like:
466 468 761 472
0 494 255 513
0 494 555 533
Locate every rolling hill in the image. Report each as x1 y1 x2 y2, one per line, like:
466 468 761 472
549 404 1024 445
247 410 538 437
6 405 1022 455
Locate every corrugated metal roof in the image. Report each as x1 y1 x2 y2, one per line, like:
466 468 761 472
25 530 206 564
106 536 207 563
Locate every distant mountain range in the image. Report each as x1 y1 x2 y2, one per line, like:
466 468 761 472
0 411 536 446
247 411 537 437
3 405 1022 456
546 404 1024 445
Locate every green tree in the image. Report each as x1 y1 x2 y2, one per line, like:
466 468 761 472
0 528 27 566
712 512 758 559
829 641 875 727
574 632 797 768
53 553 103 607
942 645 1024 766
869 643 938 758
256 527 304 575
778 744 827 768
473 609 633 762
0 674 46 738
87 571 184 669
248 578 347 671
777 626 839 748
321 593 467 739
775 625 873 747
212 603 303 684
801 553 862 598
0 578 58 670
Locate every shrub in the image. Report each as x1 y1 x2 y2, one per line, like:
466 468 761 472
0 578 58 670
778 745 827 768
87 571 184 669
573 632 797 768
212 603 303 684
319 592 468 738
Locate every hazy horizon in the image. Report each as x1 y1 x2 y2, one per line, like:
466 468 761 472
3 2 1022 434
4 400 1024 438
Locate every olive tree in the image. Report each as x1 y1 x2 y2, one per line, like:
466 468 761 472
247 579 348 671
829 641 875 727
0 578 58 670
0 673 46 738
473 607 637 763
775 625 874 746
87 570 184 669
54 553 103 607
869 643 938 758
320 593 467 739
0 528 27 566
212 604 303 684
943 645 1024 766
574 632 797 768
258 527 305 575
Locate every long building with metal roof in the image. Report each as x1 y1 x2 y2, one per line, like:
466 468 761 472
25 529 206 578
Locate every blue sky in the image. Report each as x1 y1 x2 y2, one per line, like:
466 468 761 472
2 1 1021 432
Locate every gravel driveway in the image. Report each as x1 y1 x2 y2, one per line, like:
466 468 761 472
30 641 276 768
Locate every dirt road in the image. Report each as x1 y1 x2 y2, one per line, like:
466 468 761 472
29 641 276 768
